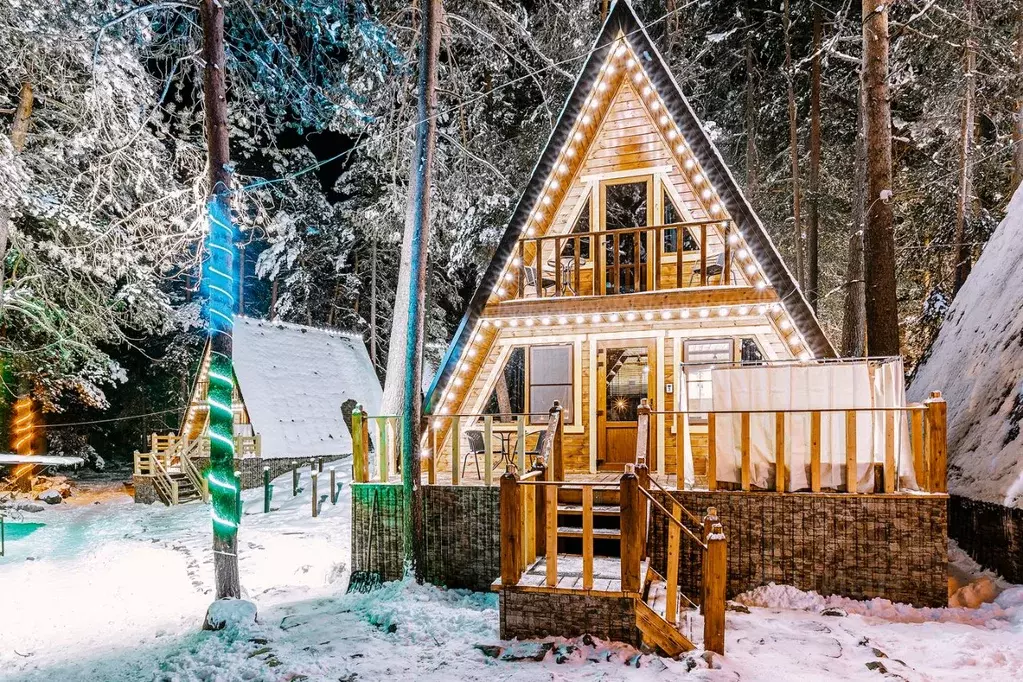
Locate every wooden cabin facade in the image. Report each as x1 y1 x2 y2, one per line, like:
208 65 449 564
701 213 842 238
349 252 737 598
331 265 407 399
350 1 950 655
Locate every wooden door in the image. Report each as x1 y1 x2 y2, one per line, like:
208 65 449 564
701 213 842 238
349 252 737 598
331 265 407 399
596 339 657 470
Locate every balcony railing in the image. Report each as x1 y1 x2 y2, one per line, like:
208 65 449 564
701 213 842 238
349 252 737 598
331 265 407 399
513 220 738 300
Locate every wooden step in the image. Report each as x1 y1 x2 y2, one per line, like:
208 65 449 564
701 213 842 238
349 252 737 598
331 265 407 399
557 526 620 539
635 598 696 658
557 503 620 516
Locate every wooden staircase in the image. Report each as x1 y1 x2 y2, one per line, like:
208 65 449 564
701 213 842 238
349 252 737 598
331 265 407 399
496 461 727 657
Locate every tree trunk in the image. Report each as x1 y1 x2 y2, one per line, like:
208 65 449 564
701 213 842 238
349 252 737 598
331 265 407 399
269 278 278 320
861 0 900 357
841 82 868 357
806 7 822 310
495 374 512 421
0 82 34 312
370 234 377 368
744 5 759 201
380 0 442 579
1013 6 1023 194
201 0 240 604
783 0 803 286
953 0 976 294
237 244 245 315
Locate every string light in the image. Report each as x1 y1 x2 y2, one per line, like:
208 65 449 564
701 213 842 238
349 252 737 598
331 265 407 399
204 196 239 534
11 397 36 455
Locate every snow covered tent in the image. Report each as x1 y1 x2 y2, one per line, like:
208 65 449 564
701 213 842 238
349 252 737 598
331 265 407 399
133 316 381 505
909 184 1023 582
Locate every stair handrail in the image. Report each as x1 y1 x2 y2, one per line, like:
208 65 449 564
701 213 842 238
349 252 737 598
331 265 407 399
644 476 703 527
179 438 208 503
149 452 177 505
639 487 706 549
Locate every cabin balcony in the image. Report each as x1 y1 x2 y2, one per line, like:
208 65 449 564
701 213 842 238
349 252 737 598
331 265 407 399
506 220 746 300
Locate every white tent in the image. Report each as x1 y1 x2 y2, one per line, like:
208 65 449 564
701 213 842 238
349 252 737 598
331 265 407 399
232 317 382 459
909 185 1023 506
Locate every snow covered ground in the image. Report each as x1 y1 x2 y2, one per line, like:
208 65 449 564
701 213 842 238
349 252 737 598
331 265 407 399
2 464 1022 681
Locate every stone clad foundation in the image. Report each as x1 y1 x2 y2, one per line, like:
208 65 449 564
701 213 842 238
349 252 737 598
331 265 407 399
351 483 948 607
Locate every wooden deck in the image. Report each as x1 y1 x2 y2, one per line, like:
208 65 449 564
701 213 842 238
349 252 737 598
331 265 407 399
385 469 678 488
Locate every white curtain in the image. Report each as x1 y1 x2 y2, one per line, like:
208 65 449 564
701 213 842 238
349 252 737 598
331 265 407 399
872 359 918 490
675 378 696 489
711 363 878 492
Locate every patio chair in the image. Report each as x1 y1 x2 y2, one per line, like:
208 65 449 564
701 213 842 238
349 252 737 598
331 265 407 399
523 265 557 296
688 251 727 286
462 429 487 480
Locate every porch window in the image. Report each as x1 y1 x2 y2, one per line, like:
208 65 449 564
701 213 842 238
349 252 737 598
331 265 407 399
484 347 525 422
662 189 697 254
529 345 574 424
682 339 734 418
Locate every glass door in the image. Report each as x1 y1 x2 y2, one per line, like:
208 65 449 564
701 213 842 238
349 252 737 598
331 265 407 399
601 178 652 294
597 340 655 470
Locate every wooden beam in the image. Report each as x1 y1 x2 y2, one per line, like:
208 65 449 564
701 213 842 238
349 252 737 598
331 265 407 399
884 410 896 493
810 411 821 492
845 410 857 493
774 412 786 492
707 413 717 491
740 412 751 491
582 486 594 590
545 485 558 587
483 286 777 319
911 406 925 491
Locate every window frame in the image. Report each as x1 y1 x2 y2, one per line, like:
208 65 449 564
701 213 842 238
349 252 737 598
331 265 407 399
527 343 576 426
681 338 735 423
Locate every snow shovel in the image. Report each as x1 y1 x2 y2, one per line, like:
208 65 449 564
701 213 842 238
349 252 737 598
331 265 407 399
346 488 382 593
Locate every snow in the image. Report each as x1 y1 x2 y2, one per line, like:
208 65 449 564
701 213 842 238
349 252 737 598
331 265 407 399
908 184 1023 506
3 471 1023 682
232 316 382 459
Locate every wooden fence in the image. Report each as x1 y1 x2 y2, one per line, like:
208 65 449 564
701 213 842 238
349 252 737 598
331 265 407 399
351 402 566 486
640 390 947 494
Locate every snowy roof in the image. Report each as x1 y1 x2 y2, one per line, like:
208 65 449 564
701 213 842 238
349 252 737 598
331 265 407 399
232 317 382 459
908 185 1023 507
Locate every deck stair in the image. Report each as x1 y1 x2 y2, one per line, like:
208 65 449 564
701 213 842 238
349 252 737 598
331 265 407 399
556 486 623 552
637 565 697 657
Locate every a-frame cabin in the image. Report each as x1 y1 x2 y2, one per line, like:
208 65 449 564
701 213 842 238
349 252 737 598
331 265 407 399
350 1 951 653
424 0 833 481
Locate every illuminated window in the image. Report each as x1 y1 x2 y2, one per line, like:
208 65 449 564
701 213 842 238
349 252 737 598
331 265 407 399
682 339 733 419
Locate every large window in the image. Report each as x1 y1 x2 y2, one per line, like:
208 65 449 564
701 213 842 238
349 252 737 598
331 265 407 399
682 339 734 417
529 345 574 423
484 347 525 422
662 189 697 254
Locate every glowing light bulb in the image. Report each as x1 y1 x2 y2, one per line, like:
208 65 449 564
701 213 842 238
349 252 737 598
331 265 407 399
684 158 696 170
756 280 767 290
591 314 601 323
718 307 729 317
756 305 767 315
711 203 723 214
566 146 576 157
525 318 535 327
680 309 690 319
598 81 608 92
454 377 463 387
692 173 704 184
574 131 584 142
651 100 661 111
558 163 568 174
633 72 643 84
745 264 757 276
582 114 592 125
701 189 712 200
558 316 568 325
642 85 652 97
660 311 672 320
609 313 620 322
542 196 552 206
615 44 627 57
626 312 638 322
541 317 551 325
799 351 811 361
627 58 636 69
497 287 507 296
667 130 678 141
493 319 503 328
788 336 801 347
509 318 519 327
737 249 749 259
504 273 514 282
727 233 739 245
780 319 792 331
643 311 654 321
575 315 585 324
699 308 710 318
659 114 668 125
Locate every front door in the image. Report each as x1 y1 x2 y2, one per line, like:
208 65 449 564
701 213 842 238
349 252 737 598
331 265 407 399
596 339 656 470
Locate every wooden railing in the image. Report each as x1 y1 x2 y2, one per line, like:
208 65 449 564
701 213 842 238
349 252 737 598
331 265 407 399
498 462 727 654
351 402 565 486
639 391 947 493
514 220 737 299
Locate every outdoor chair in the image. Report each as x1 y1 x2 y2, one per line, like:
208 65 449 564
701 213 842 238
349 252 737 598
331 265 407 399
524 429 548 469
462 429 488 480
523 265 557 296
688 251 727 286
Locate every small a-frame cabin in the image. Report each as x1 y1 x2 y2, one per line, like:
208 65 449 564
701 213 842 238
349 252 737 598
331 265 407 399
133 316 381 505
351 1 951 654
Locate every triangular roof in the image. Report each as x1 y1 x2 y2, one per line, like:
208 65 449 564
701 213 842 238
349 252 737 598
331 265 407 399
908 185 1023 506
426 0 834 412
232 317 382 458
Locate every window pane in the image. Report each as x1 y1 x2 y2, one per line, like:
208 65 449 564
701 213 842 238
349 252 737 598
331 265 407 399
530 385 573 423
530 345 572 385
484 347 525 421
605 181 648 229
683 340 732 417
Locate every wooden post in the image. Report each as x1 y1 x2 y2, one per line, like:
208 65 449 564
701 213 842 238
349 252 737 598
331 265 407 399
516 416 526 473
635 398 651 467
722 222 732 284
582 485 594 590
534 462 547 557
910 406 925 490
311 471 319 518
500 470 522 587
884 410 896 493
352 405 365 483
329 467 338 505
700 224 708 286
292 461 299 496
740 412 751 490
545 483 558 587
845 410 857 493
171 479 179 506
484 415 494 486
774 412 786 492
665 502 682 624
701 506 718 615
636 462 650 557
810 411 822 492
428 421 437 485
707 413 717 491
925 391 947 493
377 417 389 483
451 415 461 486
703 523 727 656
674 414 685 490
619 466 642 594
551 401 564 481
